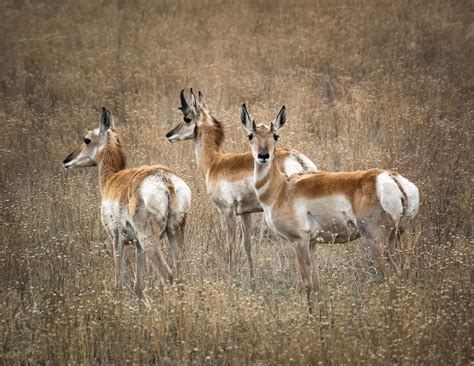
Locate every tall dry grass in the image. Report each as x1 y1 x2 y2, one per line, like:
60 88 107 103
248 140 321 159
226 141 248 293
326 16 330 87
0 0 472 364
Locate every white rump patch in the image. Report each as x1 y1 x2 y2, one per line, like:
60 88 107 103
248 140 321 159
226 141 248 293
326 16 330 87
282 153 318 176
170 175 192 214
296 153 318 172
395 174 420 218
283 156 305 175
376 172 404 222
140 175 169 218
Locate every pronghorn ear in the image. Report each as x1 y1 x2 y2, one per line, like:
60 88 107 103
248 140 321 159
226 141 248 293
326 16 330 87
189 88 200 113
198 91 208 110
273 105 286 130
100 107 112 134
240 104 253 132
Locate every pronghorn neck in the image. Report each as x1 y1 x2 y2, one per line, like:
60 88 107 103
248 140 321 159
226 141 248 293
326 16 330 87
193 114 225 176
253 156 287 205
99 130 126 191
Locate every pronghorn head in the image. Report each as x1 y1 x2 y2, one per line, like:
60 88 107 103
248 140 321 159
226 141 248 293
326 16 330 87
63 107 114 169
166 88 209 143
240 104 286 165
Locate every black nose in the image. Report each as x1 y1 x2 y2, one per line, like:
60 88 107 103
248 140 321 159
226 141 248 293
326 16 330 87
258 152 270 160
63 152 73 165
165 131 173 138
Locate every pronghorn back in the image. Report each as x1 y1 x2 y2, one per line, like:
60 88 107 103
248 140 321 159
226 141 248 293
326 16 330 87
102 165 180 218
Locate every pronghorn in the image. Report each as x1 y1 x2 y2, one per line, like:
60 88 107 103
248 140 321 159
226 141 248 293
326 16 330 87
241 104 419 311
63 107 191 298
165 89 317 278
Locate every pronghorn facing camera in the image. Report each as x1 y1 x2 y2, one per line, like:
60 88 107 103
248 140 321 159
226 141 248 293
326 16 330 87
241 104 419 311
63 107 191 298
165 89 317 279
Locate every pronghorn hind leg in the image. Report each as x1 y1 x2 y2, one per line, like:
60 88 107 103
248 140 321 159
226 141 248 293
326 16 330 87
137 216 174 287
359 217 400 278
223 210 237 272
387 229 402 276
112 231 125 292
140 234 174 286
295 237 315 314
166 214 187 278
134 241 145 299
139 196 174 286
240 213 254 281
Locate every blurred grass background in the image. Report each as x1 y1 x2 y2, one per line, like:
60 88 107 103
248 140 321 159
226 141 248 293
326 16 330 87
0 0 472 364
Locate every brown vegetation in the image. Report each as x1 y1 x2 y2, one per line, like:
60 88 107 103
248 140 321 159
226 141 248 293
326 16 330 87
0 0 472 364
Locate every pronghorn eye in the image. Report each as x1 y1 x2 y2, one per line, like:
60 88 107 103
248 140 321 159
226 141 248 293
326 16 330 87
248 133 253 141
83 138 91 145
273 134 279 141
183 117 191 123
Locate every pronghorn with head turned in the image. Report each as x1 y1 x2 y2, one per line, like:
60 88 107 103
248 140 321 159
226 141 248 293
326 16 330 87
241 104 419 311
165 89 317 278
63 107 191 298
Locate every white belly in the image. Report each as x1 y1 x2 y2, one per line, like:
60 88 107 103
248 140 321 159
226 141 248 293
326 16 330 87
214 177 261 214
101 200 137 240
293 195 358 242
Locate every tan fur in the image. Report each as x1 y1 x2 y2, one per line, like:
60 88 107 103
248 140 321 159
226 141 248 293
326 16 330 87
166 92 317 277
246 118 418 312
64 113 190 299
206 148 301 187
193 117 299 184
101 165 177 217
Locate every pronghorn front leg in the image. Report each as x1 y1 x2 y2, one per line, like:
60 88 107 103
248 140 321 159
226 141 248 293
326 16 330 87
240 213 254 280
309 239 320 293
295 237 315 314
112 232 125 291
223 210 237 271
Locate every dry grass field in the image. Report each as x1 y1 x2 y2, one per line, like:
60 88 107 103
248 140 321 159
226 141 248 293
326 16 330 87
0 0 472 364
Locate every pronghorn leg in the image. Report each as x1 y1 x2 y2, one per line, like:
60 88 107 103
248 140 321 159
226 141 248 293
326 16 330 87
138 220 174 286
309 239 320 292
223 210 237 271
112 232 125 291
295 238 315 314
359 218 399 277
387 229 402 276
240 213 254 280
146 237 174 285
166 215 186 277
134 242 145 298
166 230 179 275
140 197 174 285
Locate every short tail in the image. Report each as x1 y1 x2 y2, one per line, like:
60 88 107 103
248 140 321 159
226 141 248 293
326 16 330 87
376 171 419 223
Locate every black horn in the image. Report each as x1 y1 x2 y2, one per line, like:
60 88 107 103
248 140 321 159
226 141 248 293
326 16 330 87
179 89 190 112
